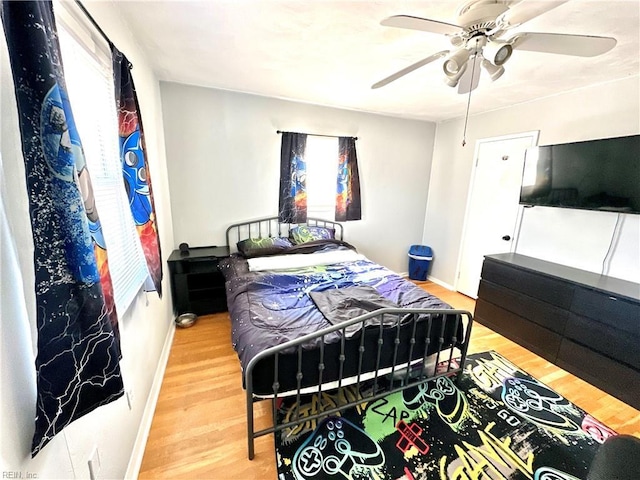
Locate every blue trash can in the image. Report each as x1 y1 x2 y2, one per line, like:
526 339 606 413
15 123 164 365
408 245 433 281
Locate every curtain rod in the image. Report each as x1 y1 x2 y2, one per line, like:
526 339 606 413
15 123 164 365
277 130 357 141
74 0 113 49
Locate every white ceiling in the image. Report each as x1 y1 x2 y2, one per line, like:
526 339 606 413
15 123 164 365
112 0 640 122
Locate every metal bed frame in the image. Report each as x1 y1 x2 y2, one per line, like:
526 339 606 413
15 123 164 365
226 216 344 254
244 308 473 459
224 217 474 460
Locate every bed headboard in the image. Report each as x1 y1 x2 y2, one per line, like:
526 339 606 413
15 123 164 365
225 216 344 252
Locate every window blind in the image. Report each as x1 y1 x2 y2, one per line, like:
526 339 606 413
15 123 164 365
57 12 149 315
305 136 338 219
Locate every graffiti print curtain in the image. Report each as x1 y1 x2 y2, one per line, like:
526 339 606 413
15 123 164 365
112 46 163 295
1 1 124 455
279 132 308 224
335 136 362 221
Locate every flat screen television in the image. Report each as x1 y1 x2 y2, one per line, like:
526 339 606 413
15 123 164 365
520 134 640 214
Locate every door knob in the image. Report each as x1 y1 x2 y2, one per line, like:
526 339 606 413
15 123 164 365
502 235 511 241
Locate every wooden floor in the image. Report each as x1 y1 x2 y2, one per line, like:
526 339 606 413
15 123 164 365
138 282 640 479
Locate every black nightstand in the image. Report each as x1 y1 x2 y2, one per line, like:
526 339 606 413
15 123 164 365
167 246 230 315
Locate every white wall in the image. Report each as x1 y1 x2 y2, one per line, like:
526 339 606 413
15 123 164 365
424 76 640 287
1 2 175 478
160 82 438 274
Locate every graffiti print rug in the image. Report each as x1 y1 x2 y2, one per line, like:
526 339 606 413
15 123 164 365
274 351 616 480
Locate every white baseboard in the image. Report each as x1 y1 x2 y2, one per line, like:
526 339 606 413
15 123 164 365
426 275 456 291
397 270 456 291
124 322 175 479
398 271 456 292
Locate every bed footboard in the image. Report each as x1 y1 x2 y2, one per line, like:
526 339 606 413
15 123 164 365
244 307 473 459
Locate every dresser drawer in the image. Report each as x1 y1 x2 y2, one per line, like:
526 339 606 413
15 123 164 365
557 339 640 410
474 298 562 363
478 280 569 334
571 287 640 336
565 313 640 370
481 259 574 309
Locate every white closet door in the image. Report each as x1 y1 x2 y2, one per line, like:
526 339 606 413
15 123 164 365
456 131 539 298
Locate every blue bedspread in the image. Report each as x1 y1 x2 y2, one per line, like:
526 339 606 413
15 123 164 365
221 250 451 372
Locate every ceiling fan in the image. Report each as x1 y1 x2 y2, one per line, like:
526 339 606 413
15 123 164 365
372 0 617 94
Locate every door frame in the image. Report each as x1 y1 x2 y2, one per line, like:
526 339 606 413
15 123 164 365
454 130 540 295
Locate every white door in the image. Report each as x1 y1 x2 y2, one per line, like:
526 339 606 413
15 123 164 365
456 132 539 298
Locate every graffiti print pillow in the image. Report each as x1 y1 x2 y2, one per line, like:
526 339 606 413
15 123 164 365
237 237 293 258
290 226 335 244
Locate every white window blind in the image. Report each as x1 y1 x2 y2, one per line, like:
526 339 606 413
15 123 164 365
57 11 149 315
305 136 338 219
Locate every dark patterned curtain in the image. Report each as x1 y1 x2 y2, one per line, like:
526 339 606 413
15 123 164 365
278 132 307 224
335 136 362 221
112 46 163 296
1 1 124 455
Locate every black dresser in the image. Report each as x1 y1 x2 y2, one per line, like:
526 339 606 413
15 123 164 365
475 253 640 409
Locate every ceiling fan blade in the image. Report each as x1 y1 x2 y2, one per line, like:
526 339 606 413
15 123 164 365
497 0 569 29
457 55 482 94
381 15 462 36
372 50 449 89
511 32 617 57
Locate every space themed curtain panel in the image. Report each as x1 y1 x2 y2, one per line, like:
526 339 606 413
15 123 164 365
112 46 163 296
1 1 124 456
278 132 308 224
335 136 362 221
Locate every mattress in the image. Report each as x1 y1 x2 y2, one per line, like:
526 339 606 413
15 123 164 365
220 242 459 395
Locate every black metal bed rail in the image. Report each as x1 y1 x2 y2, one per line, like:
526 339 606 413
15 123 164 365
244 307 473 459
225 216 344 252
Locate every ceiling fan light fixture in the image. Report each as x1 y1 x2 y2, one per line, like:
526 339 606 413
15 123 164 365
484 41 513 66
443 48 470 75
443 62 468 87
481 58 505 81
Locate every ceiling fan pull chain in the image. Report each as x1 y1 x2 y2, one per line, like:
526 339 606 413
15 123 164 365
461 83 472 147
462 41 479 147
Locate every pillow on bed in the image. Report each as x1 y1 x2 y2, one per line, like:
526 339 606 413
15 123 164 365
289 225 335 244
236 237 293 258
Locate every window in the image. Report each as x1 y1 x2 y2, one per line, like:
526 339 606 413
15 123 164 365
56 5 149 315
305 136 338 219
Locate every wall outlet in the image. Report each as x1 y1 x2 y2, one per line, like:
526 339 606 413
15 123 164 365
88 447 101 480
